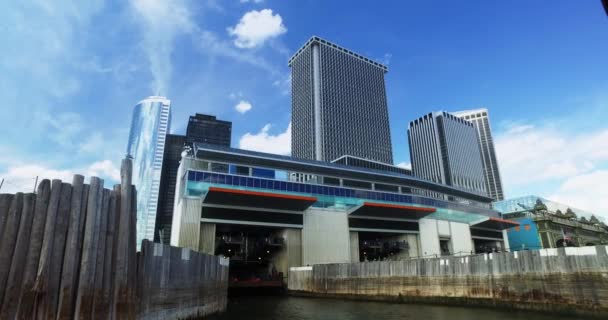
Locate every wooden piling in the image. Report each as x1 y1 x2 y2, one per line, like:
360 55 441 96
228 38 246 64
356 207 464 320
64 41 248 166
0 194 14 239
33 179 63 319
99 185 120 320
15 180 50 319
75 177 103 319
0 193 36 319
92 188 110 318
0 192 24 306
56 175 85 320
113 158 135 319
42 182 73 319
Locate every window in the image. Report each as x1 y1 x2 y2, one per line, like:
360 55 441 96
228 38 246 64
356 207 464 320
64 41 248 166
375 183 399 193
323 176 341 186
343 179 372 190
230 165 250 176
210 163 229 173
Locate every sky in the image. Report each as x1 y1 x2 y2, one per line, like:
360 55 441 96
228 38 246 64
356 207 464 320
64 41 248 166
1 0 607 218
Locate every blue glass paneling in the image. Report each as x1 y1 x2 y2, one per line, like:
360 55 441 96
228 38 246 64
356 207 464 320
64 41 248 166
184 170 498 217
252 167 275 179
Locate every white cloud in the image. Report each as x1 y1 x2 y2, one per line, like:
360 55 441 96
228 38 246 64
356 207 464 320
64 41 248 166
235 100 253 114
196 30 280 75
240 0 264 3
79 132 105 153
0 160 121 194
496 125 608 185
495 123 608 218
239 123 291 155
227 9 287 49
130 0 194 94
549 170 608 219
396 162 412 170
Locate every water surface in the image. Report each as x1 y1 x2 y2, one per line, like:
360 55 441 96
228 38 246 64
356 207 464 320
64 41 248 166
208 296 585 320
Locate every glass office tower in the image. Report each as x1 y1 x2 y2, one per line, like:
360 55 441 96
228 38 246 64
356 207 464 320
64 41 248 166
289 36 393 164
408 111 487 196
453 108 504 200
126 96 171 248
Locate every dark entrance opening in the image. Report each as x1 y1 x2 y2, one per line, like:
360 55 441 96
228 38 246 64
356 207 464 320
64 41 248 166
473 238 502 254
214 224 286 294
358 231 410 262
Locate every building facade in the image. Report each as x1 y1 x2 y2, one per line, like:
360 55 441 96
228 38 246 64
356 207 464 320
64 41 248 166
185 113 232 146
156 113 232 244
171 144 516 283
155 134 186 244
494 195 608 250
289 36 393 164
408 112 487 196
126 96 171 248
453 108 504 200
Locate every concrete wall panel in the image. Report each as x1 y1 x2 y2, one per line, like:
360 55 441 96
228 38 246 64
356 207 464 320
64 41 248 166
419 218 440 257
303 208 351 265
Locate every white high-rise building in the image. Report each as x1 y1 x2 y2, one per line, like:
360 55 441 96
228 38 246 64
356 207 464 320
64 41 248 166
453 108 504 201
126 96 171 248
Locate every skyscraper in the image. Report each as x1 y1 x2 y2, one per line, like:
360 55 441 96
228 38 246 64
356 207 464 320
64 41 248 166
155 113 232 244
289 36 393 164
452 108 504 200
408 111 487 196
185 113 232 146
126 96 171 248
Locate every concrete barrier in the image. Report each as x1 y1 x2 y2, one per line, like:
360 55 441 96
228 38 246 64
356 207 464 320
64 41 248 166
0 158 229 320
289 247 608 316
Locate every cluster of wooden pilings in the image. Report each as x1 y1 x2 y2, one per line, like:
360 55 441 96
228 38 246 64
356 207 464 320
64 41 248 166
0 159 137 319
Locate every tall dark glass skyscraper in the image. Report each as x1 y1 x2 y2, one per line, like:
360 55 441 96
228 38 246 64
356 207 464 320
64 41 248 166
289 36 393 164
453 108 504 200
408 112 487 196
155 113 232 244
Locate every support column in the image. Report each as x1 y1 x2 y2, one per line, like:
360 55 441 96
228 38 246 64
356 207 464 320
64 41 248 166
349 232 359 262
199 222 216 255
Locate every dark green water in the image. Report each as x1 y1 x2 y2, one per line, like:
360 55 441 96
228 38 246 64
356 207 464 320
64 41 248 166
208 296 584 320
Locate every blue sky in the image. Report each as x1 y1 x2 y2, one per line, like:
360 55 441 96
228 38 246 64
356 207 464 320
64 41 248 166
1 0 607 217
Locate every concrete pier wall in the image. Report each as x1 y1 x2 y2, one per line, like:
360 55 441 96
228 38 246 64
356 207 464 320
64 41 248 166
0 158 228 320
136 241 228 320
289 246 608 316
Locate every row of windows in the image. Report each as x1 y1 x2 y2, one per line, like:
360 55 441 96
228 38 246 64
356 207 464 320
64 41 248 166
187 171 498 217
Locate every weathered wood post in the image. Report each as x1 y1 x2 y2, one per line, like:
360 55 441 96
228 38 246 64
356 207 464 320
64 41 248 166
33 179 63 317
99 185 120 319
74 177 103 318
113 158 137 320
0 194 15 239
42 182 74 319
56 175 86 320
0 193 35 318
91 189 110 317
15 180 50 319
0 192 24 306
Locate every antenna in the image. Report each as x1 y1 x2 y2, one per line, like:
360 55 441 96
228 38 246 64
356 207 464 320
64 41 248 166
0 178 4 192
33 176 38 193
